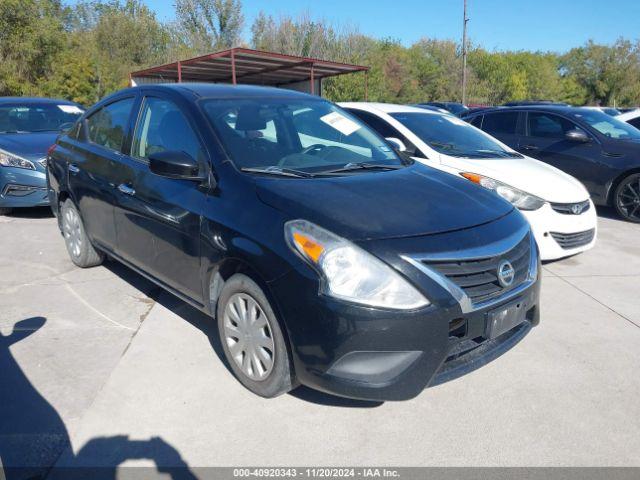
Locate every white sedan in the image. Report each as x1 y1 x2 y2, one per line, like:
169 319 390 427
617 108 640 130
340 102 597 261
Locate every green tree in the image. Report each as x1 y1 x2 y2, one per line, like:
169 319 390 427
176 0 244 53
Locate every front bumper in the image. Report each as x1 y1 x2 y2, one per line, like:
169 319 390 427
522 201 597 261
269 211 541 401
0 166 48 208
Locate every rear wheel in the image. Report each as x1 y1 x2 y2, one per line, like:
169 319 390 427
216 274 295 398
614 173 640 223
0 207 12 215
61 199 104 267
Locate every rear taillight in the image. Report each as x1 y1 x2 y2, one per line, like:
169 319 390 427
47 144 57 157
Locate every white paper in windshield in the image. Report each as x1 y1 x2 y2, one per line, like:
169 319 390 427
57 105 84 114
320 111 361 136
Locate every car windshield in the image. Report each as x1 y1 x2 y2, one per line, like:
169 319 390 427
389 112 522 159
0 103 84 133
201 98 405 175
573 110 640 140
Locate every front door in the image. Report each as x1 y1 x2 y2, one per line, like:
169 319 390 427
520 111 605 196
115 95 209 303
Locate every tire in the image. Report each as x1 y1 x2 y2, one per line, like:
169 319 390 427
60 199 104 267
216 274 295 398
0 207 12 215
614 173 640 223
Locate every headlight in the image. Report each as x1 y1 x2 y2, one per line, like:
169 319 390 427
461 172 545 210
0 149 36 170
285 220 429 310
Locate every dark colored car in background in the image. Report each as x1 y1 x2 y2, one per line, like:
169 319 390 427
414 102 469 117
464 105 640 222
0 97 84 215
47 84 540 401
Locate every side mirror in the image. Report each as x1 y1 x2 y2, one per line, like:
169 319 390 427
148 151 203 181
565 128 590 143
385 137 407 152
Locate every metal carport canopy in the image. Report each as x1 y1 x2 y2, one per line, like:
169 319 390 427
130 47 369 99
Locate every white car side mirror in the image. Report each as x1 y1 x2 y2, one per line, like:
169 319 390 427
385 137 407 152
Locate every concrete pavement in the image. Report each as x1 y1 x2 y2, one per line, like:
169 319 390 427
0 207 639 476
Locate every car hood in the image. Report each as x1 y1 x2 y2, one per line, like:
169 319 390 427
0 132 59 161
440 154 589 203
255 163 514 241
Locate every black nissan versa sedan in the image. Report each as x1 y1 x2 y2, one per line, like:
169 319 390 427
465 105 640 222
47 84 540 401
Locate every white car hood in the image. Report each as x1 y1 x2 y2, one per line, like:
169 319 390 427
439 154 589 203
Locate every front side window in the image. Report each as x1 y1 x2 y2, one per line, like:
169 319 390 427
628 117 640 130
132 97 204 162
86 97 134 151
482 112 519 135
201 99 402 174
527 112 577 139
572 110 640 140
389 112 521 159
0 103 84 134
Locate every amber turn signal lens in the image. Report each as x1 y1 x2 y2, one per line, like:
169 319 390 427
292 232 325 263
461 172 482 184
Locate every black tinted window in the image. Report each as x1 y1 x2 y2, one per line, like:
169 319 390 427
86 97 134 151
482 112 519 135
528 112 575 139
628 117 640 130
347 109 424 157
470 115 483 127
132 97 203 162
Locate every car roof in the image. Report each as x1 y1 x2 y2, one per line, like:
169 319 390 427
339 102 441 115
466 105 590 116
111 83 317 101
0 97 81 106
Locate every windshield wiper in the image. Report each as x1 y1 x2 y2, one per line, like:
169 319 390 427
319 162 404 174
240 166 316 178
0 130 28 134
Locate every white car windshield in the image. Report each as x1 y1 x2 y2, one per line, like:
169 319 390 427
202 98 407 176
389 112 522 159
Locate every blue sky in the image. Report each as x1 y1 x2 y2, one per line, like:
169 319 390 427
143 0 639 52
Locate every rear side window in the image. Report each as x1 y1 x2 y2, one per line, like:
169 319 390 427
527 112 575 139
627 117 640 130
470 115 483 128
482 112 519 135
132 97 204 162
86 97 134 151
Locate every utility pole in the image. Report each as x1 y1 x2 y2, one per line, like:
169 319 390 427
462 0 469 105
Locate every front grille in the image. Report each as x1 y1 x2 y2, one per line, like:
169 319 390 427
422 233 531 304
550 228 595 249
550 200 590 215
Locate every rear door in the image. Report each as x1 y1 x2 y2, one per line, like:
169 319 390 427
68 96 137 251
115 93 209 302
521 111 604 194
479 110 523 148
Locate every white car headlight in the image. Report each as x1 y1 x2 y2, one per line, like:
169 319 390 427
285 220 429 310
0 149 36 170
461 172 545 210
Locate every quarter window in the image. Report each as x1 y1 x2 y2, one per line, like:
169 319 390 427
132 97 204 162
86 97 134 151
482 112 519 135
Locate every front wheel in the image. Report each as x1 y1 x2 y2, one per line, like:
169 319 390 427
60 199 104 267
216 274 296 398
614 173 640 223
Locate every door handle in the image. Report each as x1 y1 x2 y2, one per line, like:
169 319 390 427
68 163 80 174
117 183 135 196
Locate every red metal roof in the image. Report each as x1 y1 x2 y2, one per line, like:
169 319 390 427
130 47 369 87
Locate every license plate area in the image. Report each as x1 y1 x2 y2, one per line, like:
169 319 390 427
486 298 529 339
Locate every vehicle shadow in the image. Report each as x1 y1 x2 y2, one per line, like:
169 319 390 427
4 206 54 219
596 205 628 223
0 316 196 480
102 260 383 409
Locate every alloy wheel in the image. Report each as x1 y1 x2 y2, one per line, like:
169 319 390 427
617 177 640 221
63 207 83 258
223 293 275 381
